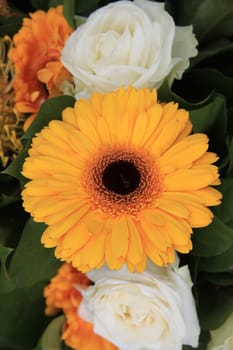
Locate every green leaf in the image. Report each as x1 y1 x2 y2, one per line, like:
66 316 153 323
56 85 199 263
8 218 61 288
63 0 75 28
34 316 65 350
227 108 233 137
189 93 226 132
178 69 233 108
158 80 215 110
0 195 28 247
2 142 31 187
0 218 60 349
199 244 233 273
213 178 233 224
0 283 49 350
0 16 23 37
204 272 233 286
0 245 13 293
225 137 233 176
190 93 227 158
176 0 233 43
30 0 49 10
74 0 100 16
190 38 233 68
197 283 233 330
0 173 20 196
191 217 233 257
49 0 64 8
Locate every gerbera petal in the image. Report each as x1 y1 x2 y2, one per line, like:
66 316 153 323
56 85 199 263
41 205 91 241
41 228 64 248
160 134 209 173
194 152 219 165
173 239 193 253
39 127 71 152
126 217 144 265
77 114 101 146
90 91 104 115
175 119 193 141
138 213 172 250
22 156 80 179
27 197 80 220
150 108 189 157
126 88 146 119
68 129 98 154
164 166 219 191
191 187 222 206
105 233 125 270
48 120 75 141
102 91 118 136
145 102 178 148
76 234 106 272
57 223 92 258
109 216 129 259
44 200 90 225
97 116 112 143
116 111 130 144
155 210 191 246
160 192 214 227
62 107 78 128
140 233 165 266
74 99 98 125
140 104 163 145
131 111 148 146
156 196 190 218
34 143 79 166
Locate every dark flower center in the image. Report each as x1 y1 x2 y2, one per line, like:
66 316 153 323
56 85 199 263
102 160 141 195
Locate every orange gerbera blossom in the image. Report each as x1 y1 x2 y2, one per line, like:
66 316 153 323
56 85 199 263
22 87 222 273
44 263 117 350
8 5 73 128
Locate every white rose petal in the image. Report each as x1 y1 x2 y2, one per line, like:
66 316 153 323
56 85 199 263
78 262 200 350
62 0 198 98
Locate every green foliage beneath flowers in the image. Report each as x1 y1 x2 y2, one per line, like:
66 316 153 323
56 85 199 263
0 96 74 350
1 1 233 350
0 220 61 350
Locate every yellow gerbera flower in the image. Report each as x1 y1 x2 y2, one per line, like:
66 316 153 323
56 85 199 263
22 87 222 272
44 263 118 350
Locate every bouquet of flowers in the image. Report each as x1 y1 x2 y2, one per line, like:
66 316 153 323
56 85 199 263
0 1 233 350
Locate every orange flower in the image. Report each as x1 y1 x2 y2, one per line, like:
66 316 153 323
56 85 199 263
8 6 73 127
44 263 118 350
63 310 118 350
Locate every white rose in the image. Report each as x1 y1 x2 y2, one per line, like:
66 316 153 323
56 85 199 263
207 312 233 350
61 0 198 98
78 261 200 350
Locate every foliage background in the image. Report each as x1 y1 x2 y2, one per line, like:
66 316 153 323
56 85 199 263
0 0 233 349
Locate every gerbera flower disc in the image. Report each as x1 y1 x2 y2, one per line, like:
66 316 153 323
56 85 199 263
22 87 222 272
8 5 73 127
44 263 117 350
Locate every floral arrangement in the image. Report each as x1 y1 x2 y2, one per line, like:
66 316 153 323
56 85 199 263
0 1 233 350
